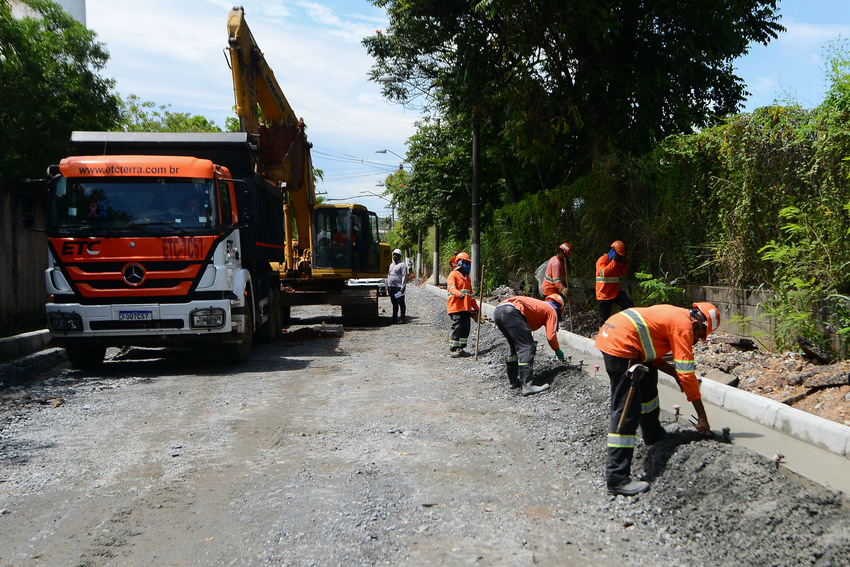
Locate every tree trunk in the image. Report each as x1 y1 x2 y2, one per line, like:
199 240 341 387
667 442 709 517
470 109 481 287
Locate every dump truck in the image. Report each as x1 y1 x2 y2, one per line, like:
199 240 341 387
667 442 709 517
29 131 285 368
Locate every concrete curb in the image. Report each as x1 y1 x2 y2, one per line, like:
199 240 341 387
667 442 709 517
0 330 52 363
425 283 850 460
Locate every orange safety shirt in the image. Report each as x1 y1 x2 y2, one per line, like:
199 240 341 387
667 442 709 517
541 255 565 296
595 254 628 300
594 305 701 401
446 270 479 314
501 296 560 352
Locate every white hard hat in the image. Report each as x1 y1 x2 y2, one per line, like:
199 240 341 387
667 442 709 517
392 249 402 256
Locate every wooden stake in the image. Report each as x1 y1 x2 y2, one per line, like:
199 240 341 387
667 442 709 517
475 265 485 361
563 258 573 332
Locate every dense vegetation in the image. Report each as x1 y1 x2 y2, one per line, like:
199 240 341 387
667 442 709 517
0 0 119 179
369 2 849 356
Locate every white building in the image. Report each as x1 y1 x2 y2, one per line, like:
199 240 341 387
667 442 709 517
10 0 85 25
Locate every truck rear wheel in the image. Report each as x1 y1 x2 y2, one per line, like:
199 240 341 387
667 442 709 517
227 304 253 364
256 286 279 343
66 346 106 370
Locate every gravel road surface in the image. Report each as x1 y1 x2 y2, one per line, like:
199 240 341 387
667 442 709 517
1 284 849 566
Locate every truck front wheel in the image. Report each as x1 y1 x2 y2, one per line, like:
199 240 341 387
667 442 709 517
66 346 106 370
226 304 253 364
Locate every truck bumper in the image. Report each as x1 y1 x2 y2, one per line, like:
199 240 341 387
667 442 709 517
46 299 243 347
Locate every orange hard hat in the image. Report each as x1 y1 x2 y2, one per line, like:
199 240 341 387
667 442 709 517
455 252 470 262
692 302 720 339
559 242 572 257
610 240 626 256
546 294 565 310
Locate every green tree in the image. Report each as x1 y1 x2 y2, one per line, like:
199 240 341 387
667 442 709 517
365 0 783 189
0 0 120 179
114 94 224 133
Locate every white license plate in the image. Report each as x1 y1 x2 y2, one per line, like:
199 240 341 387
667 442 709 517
119 310 152 321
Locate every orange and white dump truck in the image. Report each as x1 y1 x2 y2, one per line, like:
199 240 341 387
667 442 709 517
38 131 285 368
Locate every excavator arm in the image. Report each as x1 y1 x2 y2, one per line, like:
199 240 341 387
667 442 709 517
227 6 314 273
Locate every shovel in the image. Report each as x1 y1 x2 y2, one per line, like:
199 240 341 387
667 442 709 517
616 364 649 433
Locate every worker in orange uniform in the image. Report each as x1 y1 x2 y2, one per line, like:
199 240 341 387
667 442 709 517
595 302 720 496
595 240 633 326
493 294 566 396
541 242 572 298
446 252 479 357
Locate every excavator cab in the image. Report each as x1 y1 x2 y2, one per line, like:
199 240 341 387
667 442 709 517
312 204 383 276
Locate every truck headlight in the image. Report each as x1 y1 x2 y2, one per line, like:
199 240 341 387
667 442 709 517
48 312 83 332
191 308 225 328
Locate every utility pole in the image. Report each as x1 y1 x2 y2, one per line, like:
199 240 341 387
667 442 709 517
470 109 481 287
432 222 440 286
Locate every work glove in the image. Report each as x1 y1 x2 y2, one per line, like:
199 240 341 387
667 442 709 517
555 349 565 361
607 249 616 261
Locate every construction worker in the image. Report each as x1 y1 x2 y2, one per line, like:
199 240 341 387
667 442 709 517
595 302 720 496
595 240 633 326
387 249 408 324
493 294 566 396
541 242 572 298
446 252 479 357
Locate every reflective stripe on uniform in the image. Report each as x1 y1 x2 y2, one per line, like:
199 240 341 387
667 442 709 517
544 275 561 283
674 358 695 373
607 433 635 448
507 354 518 362
596 277 620 283
642 396 660 414
622 309 655 361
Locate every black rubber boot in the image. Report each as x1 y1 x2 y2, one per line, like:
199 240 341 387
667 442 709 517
506 358 520 388
520 365 548 396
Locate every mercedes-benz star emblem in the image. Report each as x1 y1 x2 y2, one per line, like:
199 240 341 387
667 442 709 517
122 263 146 286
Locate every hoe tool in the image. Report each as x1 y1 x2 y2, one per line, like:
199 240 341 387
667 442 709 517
617 364 649 434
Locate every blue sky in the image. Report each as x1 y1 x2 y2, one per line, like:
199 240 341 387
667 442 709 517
83 0 850 216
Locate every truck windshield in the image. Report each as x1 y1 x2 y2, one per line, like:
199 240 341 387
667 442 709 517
47 176 218 234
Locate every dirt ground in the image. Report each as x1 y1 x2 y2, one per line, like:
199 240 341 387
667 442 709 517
0 283 848 566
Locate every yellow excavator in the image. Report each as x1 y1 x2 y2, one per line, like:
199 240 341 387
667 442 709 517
226 6 391 324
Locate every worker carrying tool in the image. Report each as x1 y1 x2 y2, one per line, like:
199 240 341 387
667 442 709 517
446 252 479 357
594 302 720 496
492 294 566 396
595 240 634 326
541 242 572 298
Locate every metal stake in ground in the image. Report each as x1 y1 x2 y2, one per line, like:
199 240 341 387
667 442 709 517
617 364 649 433
474 265 485 361
563 257 573 332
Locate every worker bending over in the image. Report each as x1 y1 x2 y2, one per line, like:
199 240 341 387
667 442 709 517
541 242 572 299
493 294 566 396
595 240 633 326
595 302 720 496
446 252 479 358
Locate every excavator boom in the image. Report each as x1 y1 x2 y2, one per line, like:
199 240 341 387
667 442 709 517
227 6 314 270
